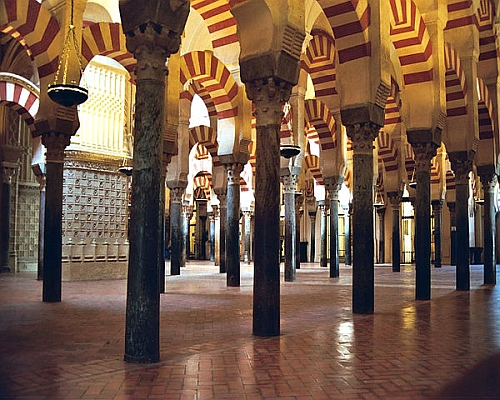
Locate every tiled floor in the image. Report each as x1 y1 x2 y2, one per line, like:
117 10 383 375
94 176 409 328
1 262 499 399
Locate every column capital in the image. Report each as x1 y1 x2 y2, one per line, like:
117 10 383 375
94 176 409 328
477 165 497 190
449 151 474 185
42 132 72 163
447 201 456 213
169 186 185 203
324 175 343 200
225 163 245 185
295 192 304 210
318 200 329 214
345 122 381 154
411 142 438 171
245 78 293 126
431 200 443 213
387 191 402 208
282 173 298 193
0 163 18 184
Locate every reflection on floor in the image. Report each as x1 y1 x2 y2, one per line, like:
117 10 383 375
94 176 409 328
1 262 499 399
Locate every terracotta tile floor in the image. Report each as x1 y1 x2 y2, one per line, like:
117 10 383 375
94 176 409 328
1 262 500 399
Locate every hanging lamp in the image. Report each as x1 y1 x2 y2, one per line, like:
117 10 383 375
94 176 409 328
47 0 88 107
409 168 417 189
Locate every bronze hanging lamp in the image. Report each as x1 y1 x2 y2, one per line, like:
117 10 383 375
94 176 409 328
47 0 88 107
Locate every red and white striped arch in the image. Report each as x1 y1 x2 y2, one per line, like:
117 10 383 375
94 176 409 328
430 157 441 186
304 99 337 151
343 168 352 191
181 85 218 120
477 77 494 140
191 0 238 50
444 43 468 117
81 22 135 75
477 0 497 63
0 0 61 79
301 29 337 99
317 0 371 64
405 143 415 185
446 0 477 30
193 171 212 200
189 124 221 167
377 130 399 173
304 154 324 185
446 169 456 191
180 51 238 120
0 73 39 132
384 78 402 126
389 0 434 85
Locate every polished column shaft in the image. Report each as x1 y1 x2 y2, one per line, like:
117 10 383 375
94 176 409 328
226 163 243 287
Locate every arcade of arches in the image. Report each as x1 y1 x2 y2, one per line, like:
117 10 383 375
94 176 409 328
1 0 500 363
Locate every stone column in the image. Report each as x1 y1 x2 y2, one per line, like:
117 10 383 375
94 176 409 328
209 208 216 262
182 203 192 265
409 134 439 301
195 199 208 260
318 200 328 269
344 203 352 266
431 200 443 268
376 207 385 263
33 165 46 280
123 25 170 364
167 187 185 275
478 167 497 285
295 194 303 270
283 173 297 282
387 192 402 272
215 189 227 273
308 209 317 263
325 177 342 278
243 210 252 265
449 152 473 291
246 78 292 337
346 122 380 314
0 163 18 273
447 202 457 266
41 132 72 301
226 163 244 287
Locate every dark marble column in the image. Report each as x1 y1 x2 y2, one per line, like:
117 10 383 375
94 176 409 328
209 208 216 262
123 26 168 364
215 189 227 273
308 209 317 262
346 123 380 314
449 152 473 291
447 202 457 266
283 173 297 282
410 140 438 300
226 163 243 287
319 200 328 269
246 78 292 337
121 2 189 364
243 210 252 265
195 199 208 260
41 133 72 301
167 187 185 275
0 164 17 272
431 200 443 268
325 177 342 278
344 203 352 266
478 167 497 285
376 207 386 263
387 192 402 272
32 164 46 280
182 203 192 265
295 194 303 270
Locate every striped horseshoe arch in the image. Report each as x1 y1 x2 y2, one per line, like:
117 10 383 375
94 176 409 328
389 0 434 85
304 99 337 151
81 22 136 75
0 0 61 79
180 51 238 120
0 72 39 132
318 0 371 64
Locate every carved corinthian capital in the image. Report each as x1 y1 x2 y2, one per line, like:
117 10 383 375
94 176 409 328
345 122 380 154
246 78 293 126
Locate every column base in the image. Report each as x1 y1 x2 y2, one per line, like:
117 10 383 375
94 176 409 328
124 353 160 364
0 265 10 273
